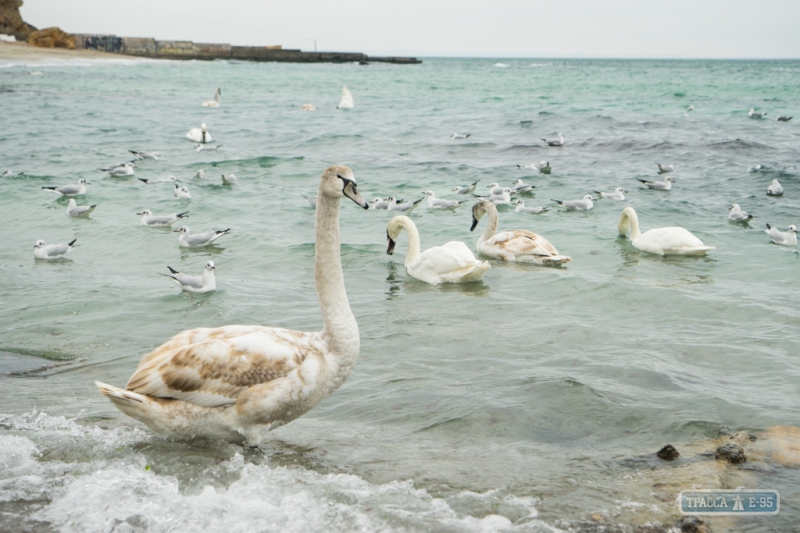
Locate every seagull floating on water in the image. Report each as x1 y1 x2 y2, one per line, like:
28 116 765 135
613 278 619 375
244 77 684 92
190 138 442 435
186 123 212 143
369 197 389 210
194 169 206 179
67 198 97 218
767 179 784 197
221 173 237 186
451 133 471 140
42 179 90 197
618 207 714 255
595 187 627 200
337 85 354 109
422 191 467 209
748 108 767 119
657 164 676 174
137 209 189 227
776 115 793 122
129 150 160 160
511 179 535 194
196 144 222 152
512 199 550 214
765 224 797 246
101 162 135 177
728 204 754 223
387 196 422 213
477 188 514 206
34 238 76 260
160 261 217 293
174 185 191 199
175 226 231 248
485 182 506 196
452 180 480 195
201 88 221 108
517 161 551 174
541 133 565 147
638 176 675 190
139 176 179 185
552 195 596 211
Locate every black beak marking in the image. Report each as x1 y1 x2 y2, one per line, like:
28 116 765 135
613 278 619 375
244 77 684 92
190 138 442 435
470 216 479 231
386 233 396 255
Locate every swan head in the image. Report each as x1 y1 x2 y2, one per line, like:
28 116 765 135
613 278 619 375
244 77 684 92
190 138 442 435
201 123 208 131
34 239 46 249
205 260 216 271
174 226 189 234
471 200 493 231
320 165 368 209
137 209 152 216
385 216 411 255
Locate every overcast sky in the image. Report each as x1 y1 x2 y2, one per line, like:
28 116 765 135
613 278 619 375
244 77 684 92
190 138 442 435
20 0 800 58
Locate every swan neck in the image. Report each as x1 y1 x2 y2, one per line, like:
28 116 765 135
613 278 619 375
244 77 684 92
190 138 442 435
315 192 359 356
478 204 499 245
399 218 421 266
627 209 642 239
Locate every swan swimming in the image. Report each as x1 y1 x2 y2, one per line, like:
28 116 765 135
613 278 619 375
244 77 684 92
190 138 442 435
765 224 797 246
617 206 714 256
767 179 783 197
638 176 675 190
186 123 212 143
471 200 570 266
96 166 369 445
552 195 595 211
34 238 77 260
728 204 754 223
67 198 97 218
160 261 217 293
338 85 354 109
386 215 489 284
541 133 565 147
512 199 550 214
137 209 189 227
452 179 480 195
201 88 221 107
174 226 230 248
594 188 627 200
42 178 90 197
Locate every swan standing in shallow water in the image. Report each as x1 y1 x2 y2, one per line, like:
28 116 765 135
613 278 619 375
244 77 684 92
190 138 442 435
201 88 221 107
186 123 212 143
765 224 797 246
386 215 489 284
470 200 571 266
96 165 369 445
617 206 714 256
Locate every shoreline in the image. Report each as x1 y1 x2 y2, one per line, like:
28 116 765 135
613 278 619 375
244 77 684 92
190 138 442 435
0 40 139 63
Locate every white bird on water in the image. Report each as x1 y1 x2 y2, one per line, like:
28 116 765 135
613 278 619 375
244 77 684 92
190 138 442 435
174 226 230 248
137 209 189 227
101 162 135 177
767 179 783 197
201 88 221 108
67 198 97 217
174 185 191 199
187 123 212 143
301 103 316 111
517 161 551 174
638 176 675 190
139 176 179 185
511 179 535 194
196 144 222 152
451 133 471 140
595 187 627 201
617 207 714 256
657 164 676 174
194 169 206 179
129 150 160 160
748 108 767 119
338 85 354 109
387 196 422 213
485 182 506 196
541 133 565 147
34 238 77 260
452 179 480 195
160 261 217 293
512 199 550 214
422 191 467 209
478 188 514 206
95 165 369 446
42 178 90 197
386 215 489 284
728 204 754 223
221 174 237 186
368 197 389 210
765 224 797 246
552 195 596 211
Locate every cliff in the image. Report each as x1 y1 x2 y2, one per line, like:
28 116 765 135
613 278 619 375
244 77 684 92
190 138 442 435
0 0 36 41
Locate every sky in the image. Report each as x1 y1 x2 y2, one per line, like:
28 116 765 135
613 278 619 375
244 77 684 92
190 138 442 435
19 0 800 59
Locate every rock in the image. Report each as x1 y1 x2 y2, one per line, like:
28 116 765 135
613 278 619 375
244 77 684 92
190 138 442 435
656 444 680 461
715 443 746 464
27 26 74 49
0 0 36 41
676 515 711 533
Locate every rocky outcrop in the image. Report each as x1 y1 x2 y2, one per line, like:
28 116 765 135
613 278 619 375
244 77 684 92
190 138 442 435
27 26 75 49
0 0 36 41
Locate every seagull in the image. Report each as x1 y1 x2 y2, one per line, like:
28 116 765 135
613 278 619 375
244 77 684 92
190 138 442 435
196 144 222 152
34 238 77 260
541 133 565 147
98 161 133 172
767 179 784 197
369 197 389 209
552 195 596 211
129 150 160 160
67 198 97 217
174 185 191 199
42 178 90 197
2 169 24 176
201 88 221 108
137 209 189 227
194 169 206 179
452 180 480 195
516 161 550 174
174 226 230 248
101 162 135 177
138 176 179 185
512 199 550 214
221 174 237 186
728 204 754 222
301 194 318 208
476 188 514 206
160 261 217 293
638 177 675 190
594 187 627 200
657 164 676 174
186 123 212 143
765 224 797 246
387 196 422 213
486 182 506 196
776 115 793 122
748 108 767 119
686 105 695 112
511 179 535 194
422 191 467 209
451 133 471 140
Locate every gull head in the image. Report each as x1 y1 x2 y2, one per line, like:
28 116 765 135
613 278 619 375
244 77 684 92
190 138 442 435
319 165 368 209
729 204 739 211
666 177 676 183
137 209 152 216
166 176 178 182
205 260 216 271
78 178 91 185
369 197 384 205
789 225 798 234
421 191 435 197
584 195 597 201
512 179 524 186
174 226 189 234
616 188 628 194
471 200 493 231
487 183 500 189
512 199 524 206
34 239 46 249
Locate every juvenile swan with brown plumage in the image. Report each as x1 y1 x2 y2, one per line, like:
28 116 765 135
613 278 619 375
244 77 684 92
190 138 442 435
96 166 369 445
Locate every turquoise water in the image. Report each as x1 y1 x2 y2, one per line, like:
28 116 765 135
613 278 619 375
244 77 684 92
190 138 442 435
1 57 799 532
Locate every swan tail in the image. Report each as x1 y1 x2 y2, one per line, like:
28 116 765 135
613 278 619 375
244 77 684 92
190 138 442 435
95 381 167 424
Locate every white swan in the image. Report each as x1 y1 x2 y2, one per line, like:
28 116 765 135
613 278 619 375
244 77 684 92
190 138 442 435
338 85 354 109
471 200 571 266
386 216 489 284
617 206 714 256
765 224 797 246
96 165 369 445
201 88 221 107
186 123 212 143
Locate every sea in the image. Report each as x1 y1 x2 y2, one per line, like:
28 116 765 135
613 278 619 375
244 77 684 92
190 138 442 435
1 56 799 532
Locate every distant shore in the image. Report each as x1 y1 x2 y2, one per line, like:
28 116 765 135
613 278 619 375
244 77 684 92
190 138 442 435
0 40 138 62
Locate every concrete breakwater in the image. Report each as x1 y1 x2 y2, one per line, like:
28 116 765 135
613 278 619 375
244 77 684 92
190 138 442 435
74 34 421 64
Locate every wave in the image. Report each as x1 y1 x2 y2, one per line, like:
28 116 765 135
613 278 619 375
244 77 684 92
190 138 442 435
707 139 771 151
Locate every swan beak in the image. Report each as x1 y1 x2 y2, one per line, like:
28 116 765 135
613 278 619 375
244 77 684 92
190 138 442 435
386 235 396 255
470 216 479 231
340 178 369 209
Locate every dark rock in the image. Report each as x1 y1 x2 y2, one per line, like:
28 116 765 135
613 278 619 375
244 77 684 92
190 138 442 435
656 444 680 461
0 0 36 41
27 26 75 49
676 515 711 533
715 443 746 464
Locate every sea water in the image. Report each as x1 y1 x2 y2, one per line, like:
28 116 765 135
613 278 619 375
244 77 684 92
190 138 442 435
1 57 799 532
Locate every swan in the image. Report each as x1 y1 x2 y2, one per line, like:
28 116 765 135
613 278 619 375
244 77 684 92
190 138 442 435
767 179 783 197
160 261 217 294
67 198 97 218
765 224 797 246
470 200 571 266
186 123 212 143
338 85 354 109
386 216 489 284
728 204 754 223
96 165 369 445
201 88 221 107
617 207 714 256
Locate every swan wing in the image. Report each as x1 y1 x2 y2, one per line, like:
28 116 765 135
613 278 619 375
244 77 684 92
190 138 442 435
409 241 481 283
126 325 322 407
484 230 561 258
635 227 712 255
